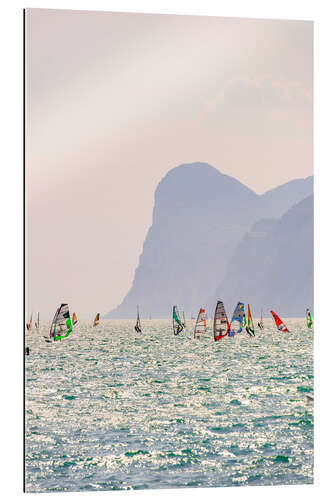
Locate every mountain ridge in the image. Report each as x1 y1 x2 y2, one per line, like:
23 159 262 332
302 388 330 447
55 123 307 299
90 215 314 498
106 162 313 318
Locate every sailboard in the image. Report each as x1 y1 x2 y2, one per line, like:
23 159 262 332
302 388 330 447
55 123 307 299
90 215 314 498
93 313 100 327
194 307 207 339
245 304 255 336
26 313 32 331
306 308 313 328
229 302 245 336
173 306 184 336
134 305 142 333
213 301 230 341
258 309 264 330
182 311 186 328
72 312 78 326
45 303 72 342
34 312 40 330
270 310 289 332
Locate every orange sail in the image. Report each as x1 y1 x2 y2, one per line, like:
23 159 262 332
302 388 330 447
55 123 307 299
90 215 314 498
72 312 78 326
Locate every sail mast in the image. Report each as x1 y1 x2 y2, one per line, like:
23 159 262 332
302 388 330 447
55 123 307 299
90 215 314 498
246 304 255 336
270 310 289 332
213 301 229 341
72 312 78 326
173 306 183 336
134 305 142 333
306 308 313 328
47 304 72 342
93 313 100 327
229 302 245 336
35 312 39 329
194 307 206 339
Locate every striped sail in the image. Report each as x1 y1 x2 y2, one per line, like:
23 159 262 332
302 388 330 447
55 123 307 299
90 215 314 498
246 304 255 336
213 301 230 341
173 306 184 336
72 312 78 326
229 302 245 336
49 304 72 341
194 307 207 339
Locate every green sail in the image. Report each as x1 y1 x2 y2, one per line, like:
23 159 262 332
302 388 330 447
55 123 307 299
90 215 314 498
247 304 255 335
306 308 313 328
173 306 184 335
50 304 73 341
244 304 255 336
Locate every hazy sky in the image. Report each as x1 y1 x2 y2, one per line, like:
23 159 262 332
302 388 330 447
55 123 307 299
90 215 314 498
26 9 313 319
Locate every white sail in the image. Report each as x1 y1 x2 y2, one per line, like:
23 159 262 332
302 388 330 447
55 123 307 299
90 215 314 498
194 308 206 339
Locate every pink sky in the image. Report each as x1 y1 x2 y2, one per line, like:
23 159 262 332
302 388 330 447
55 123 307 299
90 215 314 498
25 9 313 318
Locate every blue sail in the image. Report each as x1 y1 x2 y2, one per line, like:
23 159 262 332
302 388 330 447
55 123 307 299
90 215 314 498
228 301 245 336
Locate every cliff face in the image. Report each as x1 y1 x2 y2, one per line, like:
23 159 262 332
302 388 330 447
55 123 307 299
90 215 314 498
214 195 314 318
106 162 313 318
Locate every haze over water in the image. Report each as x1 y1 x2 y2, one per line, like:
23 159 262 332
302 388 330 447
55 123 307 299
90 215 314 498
25 319 313 492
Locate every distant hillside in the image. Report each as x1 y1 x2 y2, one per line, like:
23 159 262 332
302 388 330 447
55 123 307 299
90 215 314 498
106 163 313 318
214 195 314 317
261 176 313 219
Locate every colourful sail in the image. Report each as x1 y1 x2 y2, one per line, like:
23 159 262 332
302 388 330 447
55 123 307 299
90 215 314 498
48 304 72 341
270 310 289 332
26 313 33 331
173 306 184 336
229 302 245 336
134 305 142 333
245 304 255 336
258 309 264 330
93 313 100 327
72 312 78 326
213 301 230 341
306 308 313 328
194 307 207 339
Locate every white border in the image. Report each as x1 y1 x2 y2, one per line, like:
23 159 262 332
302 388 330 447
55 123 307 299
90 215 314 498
1 1 332 499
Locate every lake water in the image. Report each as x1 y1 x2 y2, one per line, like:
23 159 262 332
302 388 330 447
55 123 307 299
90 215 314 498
25 318 313 492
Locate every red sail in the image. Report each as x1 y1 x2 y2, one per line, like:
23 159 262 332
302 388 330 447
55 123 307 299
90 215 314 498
270 310 289 332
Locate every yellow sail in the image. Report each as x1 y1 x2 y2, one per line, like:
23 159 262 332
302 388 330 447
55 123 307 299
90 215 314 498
93 313 100 327
72 312 78 325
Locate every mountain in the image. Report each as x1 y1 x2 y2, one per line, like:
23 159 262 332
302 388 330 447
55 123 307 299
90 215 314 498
106 162 313 318
261 176 313 219
214 195 314 317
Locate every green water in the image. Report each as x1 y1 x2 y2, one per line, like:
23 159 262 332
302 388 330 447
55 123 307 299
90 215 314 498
25 318 313 492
